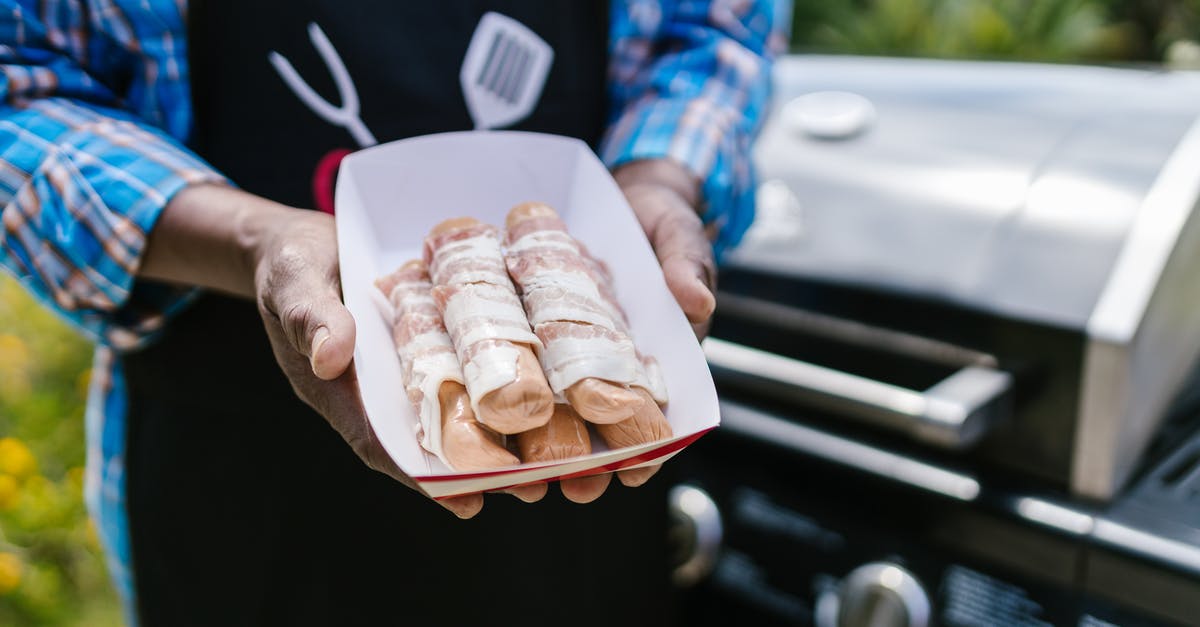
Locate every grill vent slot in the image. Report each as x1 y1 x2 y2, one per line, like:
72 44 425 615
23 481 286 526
1161 449 1200 486
1152 439 1200 504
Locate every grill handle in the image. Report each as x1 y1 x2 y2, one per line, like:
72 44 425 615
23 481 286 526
703 337 1012 449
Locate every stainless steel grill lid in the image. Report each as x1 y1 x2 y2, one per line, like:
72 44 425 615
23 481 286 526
739 56 1200 329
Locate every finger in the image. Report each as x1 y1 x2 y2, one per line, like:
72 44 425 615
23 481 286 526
438 493 484 519
504 482 549 503
617 464 661 488
262 257 357 381
560 472 612 504
641 196 715 326
660 252 716 326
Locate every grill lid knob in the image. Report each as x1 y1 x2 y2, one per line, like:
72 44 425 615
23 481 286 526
816 562 931 627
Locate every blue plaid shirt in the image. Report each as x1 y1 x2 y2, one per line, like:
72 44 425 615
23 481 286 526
1 0 786 621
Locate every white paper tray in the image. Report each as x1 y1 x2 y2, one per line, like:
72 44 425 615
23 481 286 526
335 131 719 498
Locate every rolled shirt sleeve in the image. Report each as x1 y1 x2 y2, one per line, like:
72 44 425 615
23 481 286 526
0 3 225 349
601 0 790 257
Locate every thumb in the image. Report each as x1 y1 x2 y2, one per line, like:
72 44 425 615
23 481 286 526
263 265 357 381
307 303 357 380
625 182 717 326
650 209 716 326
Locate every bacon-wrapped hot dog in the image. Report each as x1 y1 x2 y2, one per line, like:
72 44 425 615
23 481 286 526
505 203 672 423
577 241 669 405
563 210 674 485
504 203 655 425
425 218 554 434
376 261 519 471
576 239 673 485
506 201 676 482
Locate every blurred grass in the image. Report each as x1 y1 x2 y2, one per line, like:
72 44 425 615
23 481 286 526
0 274 121 625
792 0 1200 62
2 1 1199 625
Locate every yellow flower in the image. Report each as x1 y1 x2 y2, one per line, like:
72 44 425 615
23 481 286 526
0 552 21 595
0 474 17 511
0 334 29 369
67 466 86 491
0 438 37 480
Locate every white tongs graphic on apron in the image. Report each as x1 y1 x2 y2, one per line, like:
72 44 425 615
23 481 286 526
269 23 378 148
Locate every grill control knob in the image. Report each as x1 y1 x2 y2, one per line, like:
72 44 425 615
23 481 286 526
815 562 931 627
667 485 723 588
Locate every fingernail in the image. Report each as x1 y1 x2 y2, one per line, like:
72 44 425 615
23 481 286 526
694 275 716 317
310 326 331 371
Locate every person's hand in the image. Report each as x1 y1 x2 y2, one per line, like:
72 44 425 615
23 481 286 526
612 159 716 488
142 184 612 517
614 159 717 339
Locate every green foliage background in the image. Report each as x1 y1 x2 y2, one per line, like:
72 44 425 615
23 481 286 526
791 0 1200 61
1 0 1197 624
0 278 121 626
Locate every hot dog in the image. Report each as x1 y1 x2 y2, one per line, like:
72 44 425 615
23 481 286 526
592 389 672 448
594 387 671 486
376 261 519 470
425 217 554 434
435 381 520 471
515 404 616 502
503 203 647 425
515 403 591 462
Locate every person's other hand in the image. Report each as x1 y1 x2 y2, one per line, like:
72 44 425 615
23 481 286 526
614 159 717 340
144 186 484 516
612 159 716 488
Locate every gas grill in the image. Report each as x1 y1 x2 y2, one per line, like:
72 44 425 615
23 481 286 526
668 55 1200 626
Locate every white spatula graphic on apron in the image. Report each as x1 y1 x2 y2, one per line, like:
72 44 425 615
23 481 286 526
459 12 555 130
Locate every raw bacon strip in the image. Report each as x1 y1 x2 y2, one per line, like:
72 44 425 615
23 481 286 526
533 321 641 393
425 217 554 434
375 260 518 471
424 220 510 288
434 283 536 401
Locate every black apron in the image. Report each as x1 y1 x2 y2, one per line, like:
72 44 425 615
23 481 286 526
123 3 677 625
